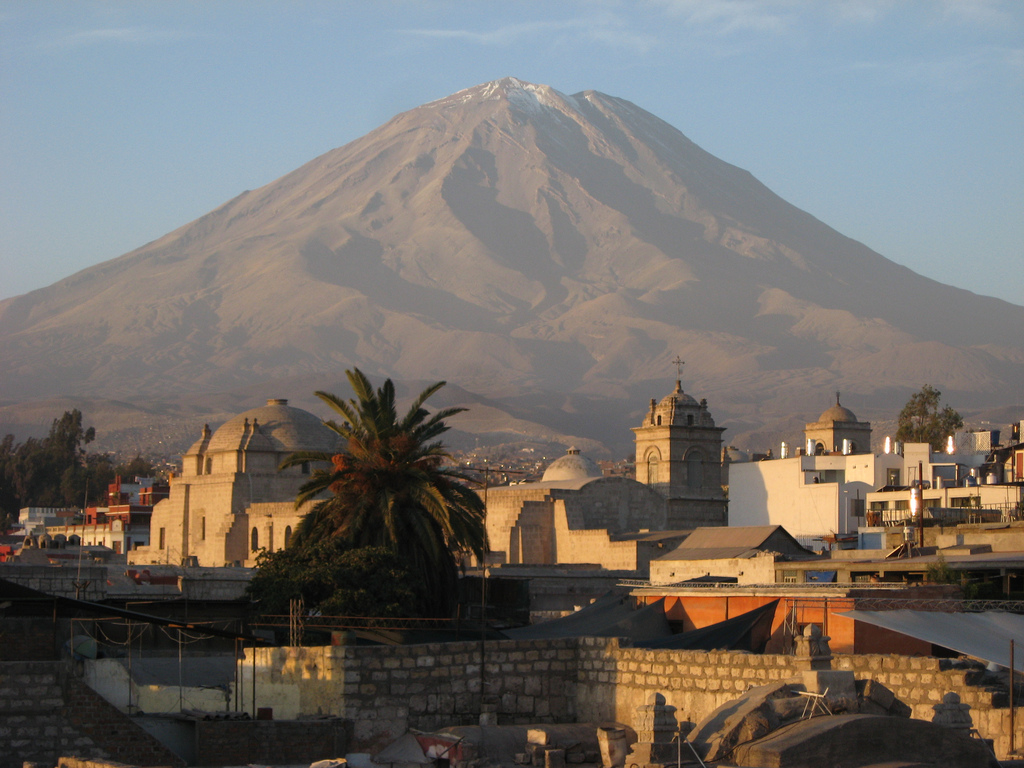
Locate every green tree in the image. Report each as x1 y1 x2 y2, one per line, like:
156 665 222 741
248 541 424 619
895 385 964 452
280 369 487 617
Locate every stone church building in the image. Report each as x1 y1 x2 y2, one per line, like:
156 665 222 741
130 381 727 571
484 380 727 568
129 399 339 568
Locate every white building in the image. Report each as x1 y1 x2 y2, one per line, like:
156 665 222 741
729 397 901 545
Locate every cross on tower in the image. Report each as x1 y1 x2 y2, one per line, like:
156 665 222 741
672 356 685 378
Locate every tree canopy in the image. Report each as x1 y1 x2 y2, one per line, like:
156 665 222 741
0 410 158 530
273 369 487 617
248 540 425 619
895 385 964 452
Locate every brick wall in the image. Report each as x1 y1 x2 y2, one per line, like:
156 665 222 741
0 661 184 768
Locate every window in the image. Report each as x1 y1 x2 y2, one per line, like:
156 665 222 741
251 527 259 552
205 457 213 475
887 468 901 486
686 451 703 490
648 454 659 485
284 526 292 549
782 570 798 583
687 414 694 426
656 415 662 426
159 528 166 549
200 517 206 541
301 461 310 475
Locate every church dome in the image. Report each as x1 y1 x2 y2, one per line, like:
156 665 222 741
816 394 859 424
542 447 602 482
640 381 715 429
725 446 751 463
659 381 699 409
204 399 340 455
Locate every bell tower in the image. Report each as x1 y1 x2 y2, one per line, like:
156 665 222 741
633 374 727 527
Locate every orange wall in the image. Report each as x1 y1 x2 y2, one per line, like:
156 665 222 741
645 594 863 654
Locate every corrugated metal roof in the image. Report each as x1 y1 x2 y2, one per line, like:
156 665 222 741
655 525 807 562
837 609 1024 672
677 525 784 549
657 546 761 561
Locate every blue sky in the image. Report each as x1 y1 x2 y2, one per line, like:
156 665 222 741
2 1 1022 304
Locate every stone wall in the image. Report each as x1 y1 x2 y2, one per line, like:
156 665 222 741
193 719 350 767
242 637 1017 761
0 616 65 661
575 639 1017 761
0 564 107 601
0 661 184 768
243 639 579 753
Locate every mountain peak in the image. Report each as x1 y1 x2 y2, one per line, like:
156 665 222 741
0 79 1021 450
428 77 578 117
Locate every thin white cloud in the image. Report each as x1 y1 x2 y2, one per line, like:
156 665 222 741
43 26 192 51
652 0 801 34
938 0 1014 27
842 44 1023 91
399 14 657 54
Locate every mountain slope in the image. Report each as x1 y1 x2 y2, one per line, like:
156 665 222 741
1 77 1021 450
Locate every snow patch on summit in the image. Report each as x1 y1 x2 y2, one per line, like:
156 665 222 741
431 77 581 118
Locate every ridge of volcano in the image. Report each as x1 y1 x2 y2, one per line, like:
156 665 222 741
1 77 1020 456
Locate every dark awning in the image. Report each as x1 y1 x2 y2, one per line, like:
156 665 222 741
501 592 671 641
0 576 262 642
636 599 779 652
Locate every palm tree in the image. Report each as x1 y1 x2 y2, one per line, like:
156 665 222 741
280 368 487 616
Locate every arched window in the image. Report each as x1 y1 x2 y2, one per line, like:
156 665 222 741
284 526 292 549
251 527 259 552
687 414 694 426
686 450 703 490
814 442 826 456
301 461 311 475
656 415 662 426
647 453 660 485
205 457 213 474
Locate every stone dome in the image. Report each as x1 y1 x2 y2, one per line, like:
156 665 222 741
640 381 716 429
542 447 603 483
200 399 340 455
816 394 859 424
659 380 699 409
725 446 751 463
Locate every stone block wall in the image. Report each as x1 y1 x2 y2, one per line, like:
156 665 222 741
573 639 1015 760
0 661 184 768
575 638 799 728
244 638 579 754
0 564 107 601
834 654 1016 758
193 719 350 766
0 616 65 661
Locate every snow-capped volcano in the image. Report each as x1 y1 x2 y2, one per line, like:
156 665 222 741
1 78 1020 453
